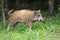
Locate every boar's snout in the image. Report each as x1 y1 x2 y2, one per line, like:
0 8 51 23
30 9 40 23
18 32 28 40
38 16 45 22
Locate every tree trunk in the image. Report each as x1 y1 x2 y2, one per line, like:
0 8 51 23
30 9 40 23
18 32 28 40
4 0 9 13
48 0 55 17
1 0 6 25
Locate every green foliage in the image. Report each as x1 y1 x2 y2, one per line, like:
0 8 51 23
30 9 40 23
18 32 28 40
57 4 60 10
0 11 60 40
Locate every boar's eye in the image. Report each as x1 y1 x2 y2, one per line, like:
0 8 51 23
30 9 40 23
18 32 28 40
38 15 40 17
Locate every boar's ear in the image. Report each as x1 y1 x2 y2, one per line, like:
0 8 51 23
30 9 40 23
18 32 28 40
35 10 40 12
38 10 40 12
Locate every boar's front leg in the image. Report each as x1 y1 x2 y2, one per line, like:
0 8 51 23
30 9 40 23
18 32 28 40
28 21 32 31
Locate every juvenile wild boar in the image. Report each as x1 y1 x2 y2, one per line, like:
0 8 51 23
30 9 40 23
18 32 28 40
7 9 44 31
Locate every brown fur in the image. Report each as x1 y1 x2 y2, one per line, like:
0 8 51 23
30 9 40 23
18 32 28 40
7 9 44 31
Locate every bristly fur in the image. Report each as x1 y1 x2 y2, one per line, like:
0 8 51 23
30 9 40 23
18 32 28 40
7 9 44 31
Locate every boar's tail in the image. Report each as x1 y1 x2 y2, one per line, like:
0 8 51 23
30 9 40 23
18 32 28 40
8 9 14 15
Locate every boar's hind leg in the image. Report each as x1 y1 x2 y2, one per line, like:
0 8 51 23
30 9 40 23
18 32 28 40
7 22 12 30
28 21 32 31
7 21 18 31
13 22 19 30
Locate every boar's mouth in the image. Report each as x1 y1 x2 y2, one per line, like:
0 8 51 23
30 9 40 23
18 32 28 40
40 20 45 23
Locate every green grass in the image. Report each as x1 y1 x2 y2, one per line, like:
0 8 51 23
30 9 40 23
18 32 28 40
0 11 60 40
